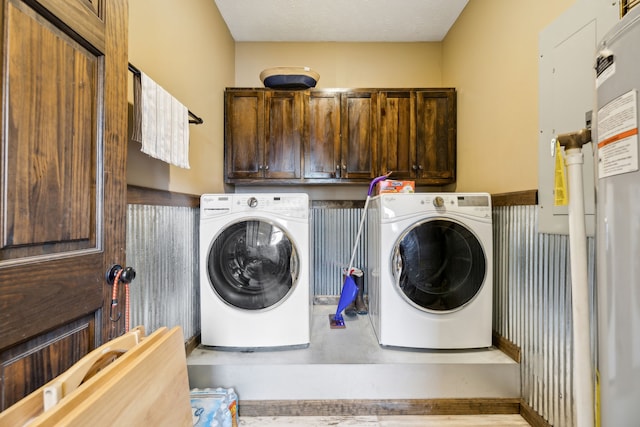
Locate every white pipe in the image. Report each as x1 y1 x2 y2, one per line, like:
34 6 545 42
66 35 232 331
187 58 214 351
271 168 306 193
564 147 594 427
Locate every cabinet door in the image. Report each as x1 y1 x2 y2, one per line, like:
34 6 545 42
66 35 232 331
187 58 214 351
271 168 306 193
264 91 302 179
304 91 341 179
341 91 377 179
378 91 415 178
416 90 456 182
225 90 264 179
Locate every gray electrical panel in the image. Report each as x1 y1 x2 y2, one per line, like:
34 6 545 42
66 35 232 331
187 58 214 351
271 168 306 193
538 0 618 235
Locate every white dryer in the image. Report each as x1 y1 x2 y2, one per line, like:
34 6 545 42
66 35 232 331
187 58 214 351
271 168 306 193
199 193 310 349
367 193 493 349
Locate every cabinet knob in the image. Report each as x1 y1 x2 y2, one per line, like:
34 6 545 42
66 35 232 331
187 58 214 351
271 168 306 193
412 165 418 171
265 165 269 170
418 165 423 170
258 165 263 170
342 164 346 170
336 165 340 170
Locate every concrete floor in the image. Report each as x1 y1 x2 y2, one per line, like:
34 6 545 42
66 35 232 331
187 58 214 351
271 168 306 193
187 305 520 401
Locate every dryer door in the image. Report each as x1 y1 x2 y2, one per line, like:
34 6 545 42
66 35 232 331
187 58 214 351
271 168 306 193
392 218 486 312
206 220 299 310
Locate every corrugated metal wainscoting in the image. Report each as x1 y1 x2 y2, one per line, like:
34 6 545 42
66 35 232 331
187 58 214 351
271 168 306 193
311 206 369 296
493 205 596 427
125 200 596 427
126 204 199 340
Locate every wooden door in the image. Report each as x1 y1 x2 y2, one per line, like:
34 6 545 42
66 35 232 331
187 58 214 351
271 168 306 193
416 89 457 183
378 91 415 179
341 91 377 180
0 0 128 410
225 90 265 180
304 91 341 179
264 91 302 179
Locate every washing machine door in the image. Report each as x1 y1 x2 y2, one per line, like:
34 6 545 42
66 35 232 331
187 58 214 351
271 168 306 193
391 218 486 312
207 220 299 310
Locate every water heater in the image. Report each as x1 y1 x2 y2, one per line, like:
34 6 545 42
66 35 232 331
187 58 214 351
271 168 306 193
595 6 640 426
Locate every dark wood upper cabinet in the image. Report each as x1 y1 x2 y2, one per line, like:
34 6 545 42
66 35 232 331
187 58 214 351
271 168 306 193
340 91 378 180
303 91 341 179
225 87 456 185
415 89 457 183
304 90 376 180
379 89 456 184
378 90 415 178
225 89 302 181
265 91 302 179
224 89 264 179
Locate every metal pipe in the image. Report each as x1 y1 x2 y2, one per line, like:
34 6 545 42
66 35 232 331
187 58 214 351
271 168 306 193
555 128 591 151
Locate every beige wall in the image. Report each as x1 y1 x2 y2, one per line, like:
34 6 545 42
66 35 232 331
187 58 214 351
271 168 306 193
235 1 576 194
443 0 574 193
235 43 443 88
128 0 235 195
127 1 576 196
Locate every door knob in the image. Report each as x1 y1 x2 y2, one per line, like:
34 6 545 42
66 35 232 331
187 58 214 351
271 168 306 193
106 264 136 285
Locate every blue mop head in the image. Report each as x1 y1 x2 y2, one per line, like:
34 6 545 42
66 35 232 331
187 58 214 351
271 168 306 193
329 275 358 328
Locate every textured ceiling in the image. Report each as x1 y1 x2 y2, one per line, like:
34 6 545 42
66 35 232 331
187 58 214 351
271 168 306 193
214 0 469 42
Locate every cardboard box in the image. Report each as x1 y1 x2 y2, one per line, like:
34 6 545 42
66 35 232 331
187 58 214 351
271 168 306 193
376 180 415 194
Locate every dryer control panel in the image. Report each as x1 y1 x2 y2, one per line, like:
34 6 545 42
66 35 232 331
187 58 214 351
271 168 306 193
378 193 491 220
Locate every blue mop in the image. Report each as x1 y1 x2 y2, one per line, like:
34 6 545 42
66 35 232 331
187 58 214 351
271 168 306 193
329 172 391 329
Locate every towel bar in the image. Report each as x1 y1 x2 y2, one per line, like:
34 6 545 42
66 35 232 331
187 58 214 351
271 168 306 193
128 63 203 125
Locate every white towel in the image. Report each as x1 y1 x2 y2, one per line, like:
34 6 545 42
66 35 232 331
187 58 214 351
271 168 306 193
132 72 190 169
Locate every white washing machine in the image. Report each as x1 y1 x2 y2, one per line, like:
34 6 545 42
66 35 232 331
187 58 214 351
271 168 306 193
199 193 310 349
367 193 493 349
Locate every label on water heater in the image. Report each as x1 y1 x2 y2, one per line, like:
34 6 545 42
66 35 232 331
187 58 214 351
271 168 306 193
597 89 639 178
595 53 615 88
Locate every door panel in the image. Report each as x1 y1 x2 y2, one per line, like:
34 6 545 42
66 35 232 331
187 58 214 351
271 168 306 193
341 92 377 179
265 91 302 179
225 90 264 179
304 91 340 179
3 1 98 260
378 91 415 178
0 0 128 409
416 90 456 181
0 316 94 409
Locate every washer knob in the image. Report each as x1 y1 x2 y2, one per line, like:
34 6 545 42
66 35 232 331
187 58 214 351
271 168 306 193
433 196 445 208
247 197 258 208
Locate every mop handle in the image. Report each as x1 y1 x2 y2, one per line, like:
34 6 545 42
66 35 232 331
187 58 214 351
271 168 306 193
345 172 391 274
346 197 371 274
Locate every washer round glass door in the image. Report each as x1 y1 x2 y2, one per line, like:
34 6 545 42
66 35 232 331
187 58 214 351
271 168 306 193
391 218 486 312
207 220 299 310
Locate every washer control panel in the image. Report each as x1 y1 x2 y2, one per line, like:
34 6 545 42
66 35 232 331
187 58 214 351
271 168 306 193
200 194 309 219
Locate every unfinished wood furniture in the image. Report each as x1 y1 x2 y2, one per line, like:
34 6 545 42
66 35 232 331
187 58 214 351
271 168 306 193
0 326 192 427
